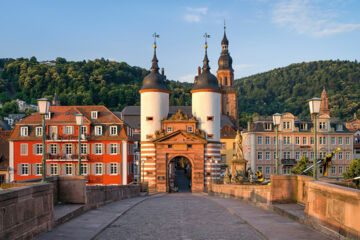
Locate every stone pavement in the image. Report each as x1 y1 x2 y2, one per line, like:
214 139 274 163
34 195 153 240
95 193 264 240
35 193 331 240
199 194 331 240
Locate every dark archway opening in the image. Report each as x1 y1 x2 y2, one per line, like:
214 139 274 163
168 156 192 192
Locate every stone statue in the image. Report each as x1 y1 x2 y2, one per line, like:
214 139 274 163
234 130 244 160
224 168 231 184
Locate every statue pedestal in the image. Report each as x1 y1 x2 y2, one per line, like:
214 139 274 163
230 157 247 183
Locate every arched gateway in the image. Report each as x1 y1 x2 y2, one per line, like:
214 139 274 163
168 156 192 192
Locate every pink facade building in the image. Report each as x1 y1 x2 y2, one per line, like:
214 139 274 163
242 90 354 179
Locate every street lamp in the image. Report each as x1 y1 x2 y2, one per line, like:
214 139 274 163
272 113 282 175
75 113 84 176
308 97 322 180
37 98 50 182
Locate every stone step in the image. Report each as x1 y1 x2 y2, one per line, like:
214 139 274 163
271 203 306 224
54 204 86 226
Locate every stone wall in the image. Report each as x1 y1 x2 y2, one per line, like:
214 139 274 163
305 181 360 239
270 175 298 203
0 183 54 240
58 176 86 204
86 184 141 209
209 183 271 208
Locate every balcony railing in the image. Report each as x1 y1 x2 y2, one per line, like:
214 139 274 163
281 159 297 165
46 134 89 141
46 153 88 161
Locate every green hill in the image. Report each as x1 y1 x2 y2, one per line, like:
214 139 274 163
235 60 360 126
0 58 359 128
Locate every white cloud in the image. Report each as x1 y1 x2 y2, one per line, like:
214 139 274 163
271 0 360 37
184 7 208 23
178 73 195 83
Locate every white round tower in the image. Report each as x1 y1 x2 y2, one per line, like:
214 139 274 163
191 38 221 141
140 43 170 142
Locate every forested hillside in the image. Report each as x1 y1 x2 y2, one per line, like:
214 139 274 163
235 60 360 126
0 57 192 114
0 58 359 127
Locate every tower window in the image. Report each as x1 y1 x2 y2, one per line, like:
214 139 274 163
167 127 173 133
146 134 153 140
146 116 153 121
207 116 214 121
207 134 214 139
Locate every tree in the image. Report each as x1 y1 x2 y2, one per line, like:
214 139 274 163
290 156 313 176
0 92 11 103
1 101 19 117
343 158 360 188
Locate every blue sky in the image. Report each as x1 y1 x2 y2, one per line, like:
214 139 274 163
1 0 360 82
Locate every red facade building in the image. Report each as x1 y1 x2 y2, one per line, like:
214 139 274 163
9 105 134 185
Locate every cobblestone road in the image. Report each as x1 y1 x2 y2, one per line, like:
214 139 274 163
95 193 264 240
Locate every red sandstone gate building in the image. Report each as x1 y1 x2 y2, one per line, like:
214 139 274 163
9 105 134 185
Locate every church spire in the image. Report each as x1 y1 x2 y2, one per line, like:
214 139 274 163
202 33 210 71
151 32 160 72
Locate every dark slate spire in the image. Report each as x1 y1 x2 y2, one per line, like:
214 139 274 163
218 23 233 70
192 33 220 91
141 33 169 91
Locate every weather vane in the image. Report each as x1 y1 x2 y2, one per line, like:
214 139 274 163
224 19 226 31
153 32 160 48
203 32 210 48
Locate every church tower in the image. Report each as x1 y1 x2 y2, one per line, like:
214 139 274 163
139 36 170 142
320 88 330 116
217 25 238 126
191 34 221 141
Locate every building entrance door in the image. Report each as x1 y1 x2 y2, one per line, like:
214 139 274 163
168 156 192 192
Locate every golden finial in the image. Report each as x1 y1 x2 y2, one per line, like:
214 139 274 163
203 32 210 49
152 32 159 48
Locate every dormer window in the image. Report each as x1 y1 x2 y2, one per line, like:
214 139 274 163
91 111 98 119
95 126 102 136
319 122 327 130
282 121 291 129
45 112 51 120
299 123 307 130
336 124 343 131
110 126 117 136
20 127 28 136
264 123 272 130
35 126 43 136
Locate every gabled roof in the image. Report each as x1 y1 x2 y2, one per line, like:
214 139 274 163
153 130 207 144
16 105 122 125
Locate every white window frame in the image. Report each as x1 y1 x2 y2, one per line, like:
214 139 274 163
345 152 350 160
295 152 300 160
65 144 72 155
295 137 300 145
302 137 307 145
91 111 98 119
257 136 263 145
64 126 74 135
95 143 102 155
35 144 43 155
20 163 29 175
265 136 270 145
50 144 57 155
346 137 350 145
80 126 87 135
110 143 117 155
50 164 59 175
95 163 103 175
265 166 270 175
338 137 343 145
331 137 336 145
167 126 173 133
339 166 343 174
257 151 263 160
110 163 118 175
65 163 73 175
264 123 272 130
35 126 43 137
35 163 42 176
80 143 87 155
20 143 28 156
265 152 270 160
20 127 28 136
110 126 117 136
187 126 193 133
338 152 343 160
331 166 336 175
95 126 102 136
80 163 88 175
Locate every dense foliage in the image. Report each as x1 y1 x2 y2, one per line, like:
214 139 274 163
290 156 313 176
0 57 192 116
343 158 360 188
0 58 359 126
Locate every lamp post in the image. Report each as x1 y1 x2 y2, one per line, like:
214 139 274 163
75 113 84 176
37 98 50 182
272 113 282 175
308 97 322 180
